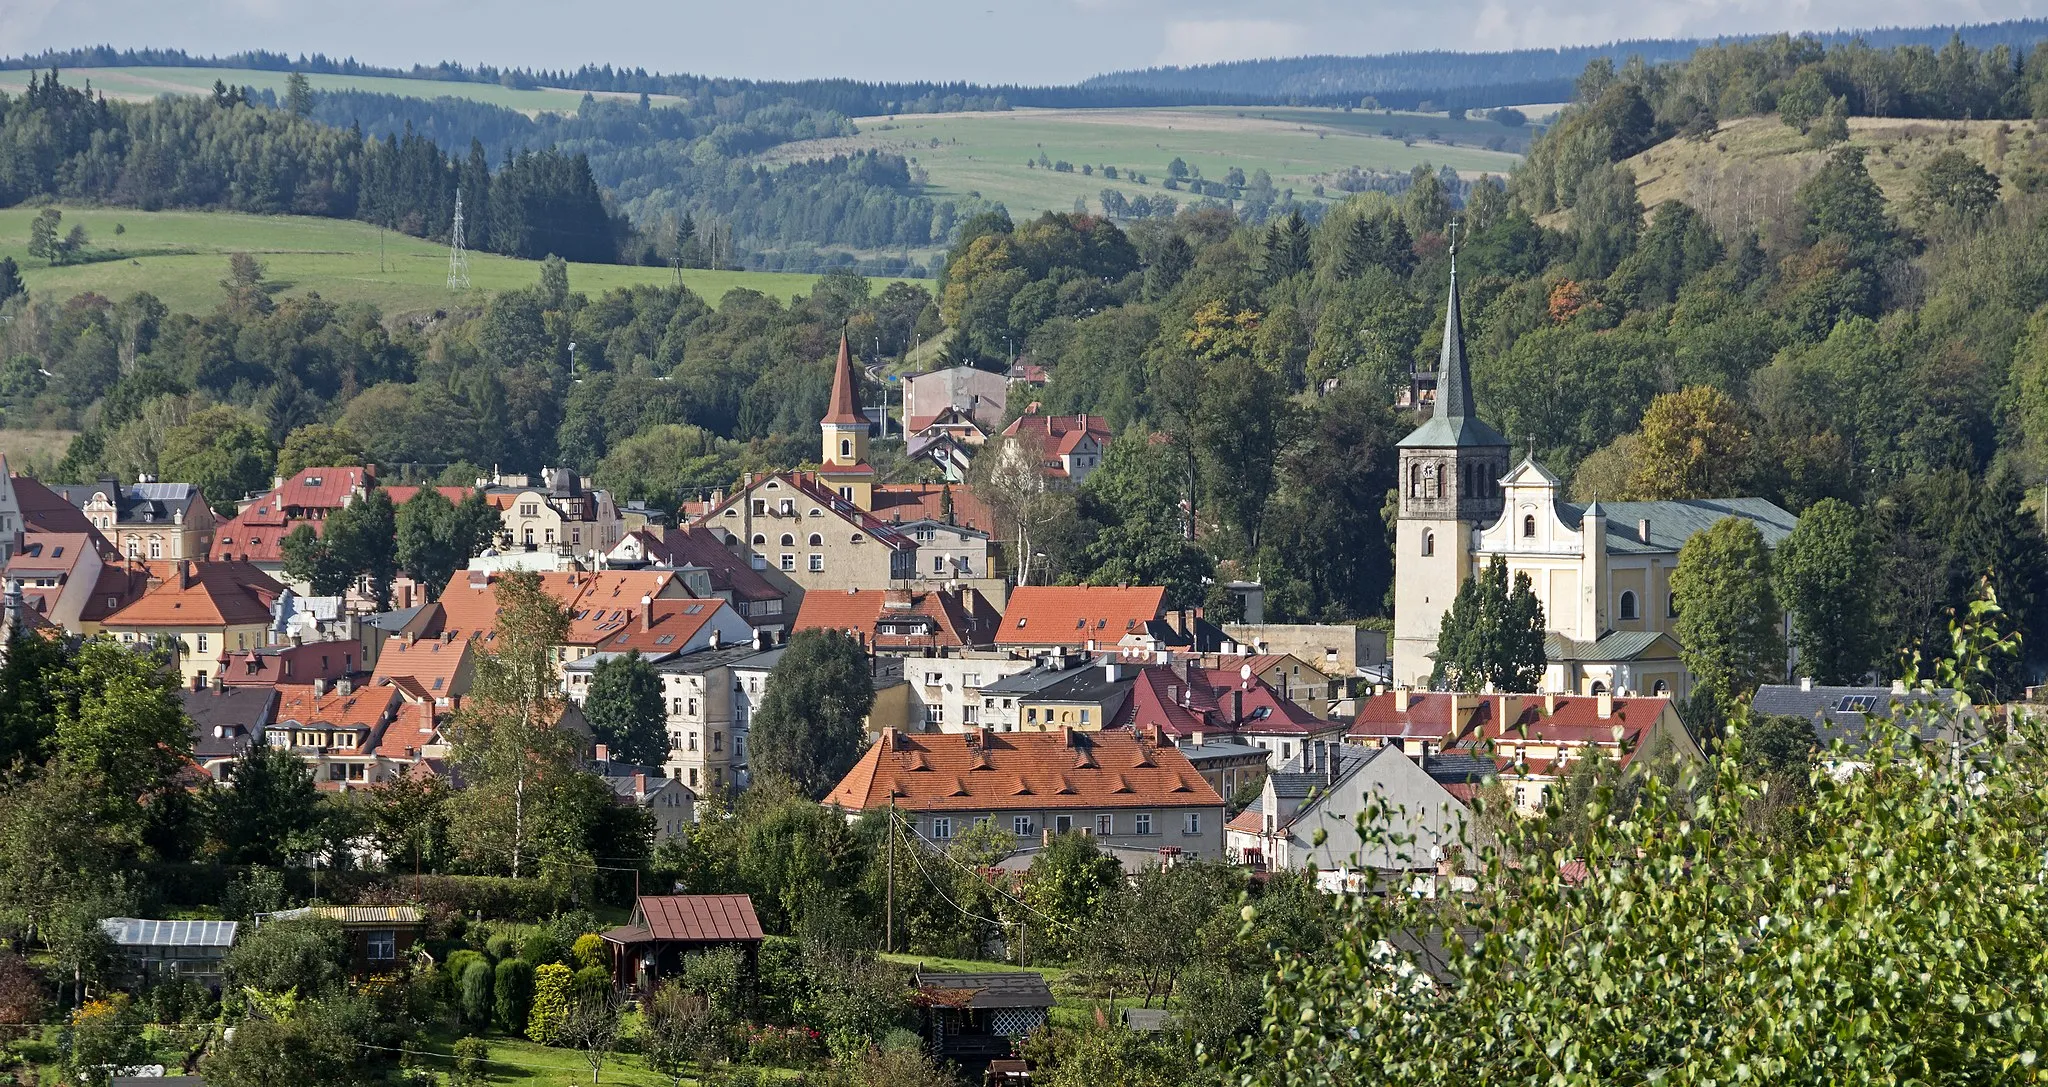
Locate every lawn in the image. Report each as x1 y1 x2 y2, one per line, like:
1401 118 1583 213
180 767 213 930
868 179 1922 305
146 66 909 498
761 106 1524 224
0 67 677 115
0 207 904 316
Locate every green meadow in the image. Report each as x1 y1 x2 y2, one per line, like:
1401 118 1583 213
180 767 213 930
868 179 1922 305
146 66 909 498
0 66 673 113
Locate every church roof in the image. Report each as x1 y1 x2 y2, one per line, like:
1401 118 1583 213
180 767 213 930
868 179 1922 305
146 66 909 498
1560 498 1798 555
1545 629 1678 662
823 334 864 426
1399 254 1507 451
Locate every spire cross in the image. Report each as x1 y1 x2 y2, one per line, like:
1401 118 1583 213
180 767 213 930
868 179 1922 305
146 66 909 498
1447 217 1461 261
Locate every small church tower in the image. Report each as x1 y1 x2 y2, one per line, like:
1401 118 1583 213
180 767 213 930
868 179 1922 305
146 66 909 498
1392 238 1511 686
819 333 874 510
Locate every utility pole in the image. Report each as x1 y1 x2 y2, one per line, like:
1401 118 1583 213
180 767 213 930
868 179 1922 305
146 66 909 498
885 798 896 954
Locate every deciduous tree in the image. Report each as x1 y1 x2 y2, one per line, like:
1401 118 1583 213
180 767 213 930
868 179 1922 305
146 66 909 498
1672 517 1785 717
583 650 668 767
1774 497 1877 683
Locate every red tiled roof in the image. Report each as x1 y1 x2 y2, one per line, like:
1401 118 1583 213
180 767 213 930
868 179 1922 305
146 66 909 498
794 587 998 650
429 568 683 645
276 466 372 514
4 532 96 576
211 496 309 563
381 485 474 507
103 561 282 628
217 642 358 686
11 473 103 539
583 597 738 656
370 702 442 760
997 585 1166 647
624 528 782 603
869 483 995 535
370 636 472 696
622 895 765 943
827 727 1224 813
1001 412 1111 460
1226 807 1264 835
1117 664 1335 739
274 683 401 729
823 335 864 426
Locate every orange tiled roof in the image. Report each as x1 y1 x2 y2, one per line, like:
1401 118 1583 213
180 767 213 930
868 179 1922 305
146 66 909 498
273 682 401 730
381 485 474 507
370 636 472 697
581 597 736 656
868 483 995 535
794 588 997 650
276 466 372 513
430 568 682 645
371 702 442 760
996 585 1166 647
102 561 281 628
826 727 1223 813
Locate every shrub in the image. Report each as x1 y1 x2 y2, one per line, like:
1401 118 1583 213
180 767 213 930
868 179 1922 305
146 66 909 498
0 952 45 1025
527 963 573 1044
459 960 494 1032
445 950 484 987
451 1036 490 1087
226 918 349 997
573 965 610 1004
521 929 565 967
571 933 606 970
493 958 534 1034
484 934 516 962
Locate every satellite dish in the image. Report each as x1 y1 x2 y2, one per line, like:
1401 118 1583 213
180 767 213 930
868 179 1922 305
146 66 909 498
1239 663 1253 682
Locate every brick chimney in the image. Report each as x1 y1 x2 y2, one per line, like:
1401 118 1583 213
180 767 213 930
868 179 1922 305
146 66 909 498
595 743 609 763
1596 691 1615 720
640 595 653 632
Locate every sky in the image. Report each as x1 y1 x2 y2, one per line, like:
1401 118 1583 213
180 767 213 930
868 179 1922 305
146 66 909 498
3 0 2044 85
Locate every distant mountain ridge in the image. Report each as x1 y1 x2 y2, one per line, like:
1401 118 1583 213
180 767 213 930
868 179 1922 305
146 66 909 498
1082 19 2048 105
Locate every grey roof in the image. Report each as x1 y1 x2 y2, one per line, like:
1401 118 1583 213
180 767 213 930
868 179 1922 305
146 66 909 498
1266 772 1326 800
981 660 1103 697
54 480 208 524
1277 742 1379 775
1545 630 1674 663
1750 684 1960 749
181 687 279 759
650 642 787 675
364 605 428 632
101 918 239 948
1399 260 1508 451
914 971 1055 1009
1420 752 1498 785
1175 739 1269 764
595 762 695 803
1560 498 1798 555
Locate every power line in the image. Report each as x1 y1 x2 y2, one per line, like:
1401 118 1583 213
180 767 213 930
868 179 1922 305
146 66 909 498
890 810 1088 938
890 811 1006 930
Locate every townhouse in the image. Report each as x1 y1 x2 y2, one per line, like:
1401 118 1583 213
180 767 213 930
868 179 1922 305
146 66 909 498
101 560 284 690
55 478 216 563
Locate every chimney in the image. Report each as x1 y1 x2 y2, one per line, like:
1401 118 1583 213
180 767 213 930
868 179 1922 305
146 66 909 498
1393 686 1411 713
1543 692 1557 715
1800 676 1812 692
1637 519 1651 543
406 629 417 647
337 677 353 696
753 627 768 651
313 677 328 697
1061 725 1076 748
1102 661 1123 683
1327 743 1342 785
595 743 610 763
638 594 651 631
881 727 901 752
634 772 647 797
178 560 194 589
1596 691 1614 720
709 627 722 649
211 672 225 693
1230 688 1243 724
1191 729 1204 747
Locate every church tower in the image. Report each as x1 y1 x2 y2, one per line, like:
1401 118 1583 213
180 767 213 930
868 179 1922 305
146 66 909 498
1392 241 1511 686
819 333 874 510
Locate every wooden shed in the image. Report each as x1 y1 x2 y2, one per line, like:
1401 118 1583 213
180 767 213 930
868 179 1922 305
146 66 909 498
601 894 764 994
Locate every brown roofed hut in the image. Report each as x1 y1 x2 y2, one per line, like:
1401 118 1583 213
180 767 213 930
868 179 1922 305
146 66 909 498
601 894 764 995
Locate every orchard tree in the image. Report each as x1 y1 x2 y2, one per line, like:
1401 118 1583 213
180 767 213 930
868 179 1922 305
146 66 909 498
749 630 874 798
1429 556 1546 693
1774 497 1877 683
583 650 668 766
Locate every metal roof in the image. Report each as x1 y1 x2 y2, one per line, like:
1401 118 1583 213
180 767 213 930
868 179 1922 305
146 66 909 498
605 894 764 945
260 905 424 925
915 971 1055 1009
101 918 239 948
1545 629 1675 663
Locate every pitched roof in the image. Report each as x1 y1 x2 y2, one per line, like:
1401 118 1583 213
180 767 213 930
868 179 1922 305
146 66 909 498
794 587 999 650
181 685 279 759
1750 683 1959 749
102 561 282 628
273 683 402 730
216 642 358 687
369 701 443 760
619 527 783 603
430 568 683 645
869 483 996 534
1399 258 1508 450
1560 498 1799 554
211 497 308 563
370 636 472 696
915 971 1054 1009
582 597 742 656
823 334 864 426
101 918 238 948
997 585 1167 647
826 727 1224 813
380 484 474 508
275 466 373 513
10 472 104 537
4 531 95 575
608 895 765 943
264 905 424 925
1544 629 1678 662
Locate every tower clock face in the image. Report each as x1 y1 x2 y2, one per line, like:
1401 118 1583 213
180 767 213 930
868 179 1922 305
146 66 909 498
1421 463 1437 478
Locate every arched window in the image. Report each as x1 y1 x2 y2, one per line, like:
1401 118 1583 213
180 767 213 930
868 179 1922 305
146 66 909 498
1421 531 1435 557
1652 680 1670 695
780 534 795 546
808 533 823 546
1667 592 1680 618
1409 463 1422 498
1590 681 1608 696
839 438 853 459
1522 515 1536 539
1618 590 1638 620
752 534 765 545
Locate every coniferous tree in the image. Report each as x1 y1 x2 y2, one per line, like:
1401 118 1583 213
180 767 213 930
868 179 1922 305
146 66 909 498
1430 556 1547 692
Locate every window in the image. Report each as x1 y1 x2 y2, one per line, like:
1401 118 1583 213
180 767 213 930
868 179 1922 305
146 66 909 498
1667 592 1679 618
712 732 724 752
1618 591 1638 620
1652 680 1670 695
148 538 162 559
781 533 795 547
688 732 700 751
1523 515 1536 538
925 705 945 725
962 705 979 724
1095 814 1114 835
932 817 953 840
1135 812 1153 835
780 554 795 571
1054 815 1072 834
1026 708 1038 724
196 633 209 653
753 500 766 516
1408 462 1421 498
840 438 853 459
520 503 538 518
1079 709 1091 725
1183 812 1202 835
1421 531 1434 557
809 533 823 546
689 768 699 787
687 698 698 716
809 554 824 572
1590 681 1608 696
933 555 945 573
1014 816 1033 835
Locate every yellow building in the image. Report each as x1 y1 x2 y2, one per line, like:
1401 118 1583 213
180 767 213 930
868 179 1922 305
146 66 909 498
1392 249 1797 697
101 561 283 690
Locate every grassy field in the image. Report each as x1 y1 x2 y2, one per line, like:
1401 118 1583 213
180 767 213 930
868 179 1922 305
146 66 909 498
0 429 79 470
763 106 1523 224
0 66 675 115
0 207 887 316
1603 114 2040 231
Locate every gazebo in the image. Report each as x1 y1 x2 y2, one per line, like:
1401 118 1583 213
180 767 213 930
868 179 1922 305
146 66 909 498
601 894 764 995
914 971 1054 1063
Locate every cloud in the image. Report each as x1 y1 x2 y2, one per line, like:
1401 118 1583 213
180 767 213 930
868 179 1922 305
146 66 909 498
0 0 62 57
1156 18 1311 67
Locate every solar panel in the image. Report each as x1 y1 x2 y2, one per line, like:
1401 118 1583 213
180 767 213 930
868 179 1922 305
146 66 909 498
1836 694 1876 713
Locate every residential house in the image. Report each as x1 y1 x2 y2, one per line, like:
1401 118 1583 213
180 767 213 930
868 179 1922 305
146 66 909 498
999 410 1112 485
259 906 425 975
1346 689 1704 814
904 365 1008 436
1172 736 1271 804
1224 623 1389 686
267 680 427 790
1225 742 1473 876
181 683 280 780
1751 680 1968 772
1118 663 1348 769
640 641 781 795
3 531 105 631
867 482 997 538
727 645 784 790
898 519 993 582
995 585 1167 654
914 972 1052 1064
826 726 1227 860
100 918 238 989
209 466 374 586
56 477 215 562
606 527 793 636
601 894 764 994
101 561 284 689
976 654 1113 731
214 641 362 689
906 428 977 482
428 567 695 672
481 467 623 559
593 752 697 844
1197 652 1338 714
370 633 475 706
900 651 1037 734
690 471 919 598
793 586 1000 654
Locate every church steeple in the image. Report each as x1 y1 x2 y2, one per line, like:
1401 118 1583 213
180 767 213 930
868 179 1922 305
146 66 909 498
1398 226 1507 451
819 332 874 509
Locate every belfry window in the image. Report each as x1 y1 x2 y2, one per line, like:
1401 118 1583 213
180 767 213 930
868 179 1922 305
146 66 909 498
840 438 852 459
1421 531 1435 557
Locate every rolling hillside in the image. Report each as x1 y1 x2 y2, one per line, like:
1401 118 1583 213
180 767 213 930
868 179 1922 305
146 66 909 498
0 207 890 316
0 66 677 114
764 106 1523 226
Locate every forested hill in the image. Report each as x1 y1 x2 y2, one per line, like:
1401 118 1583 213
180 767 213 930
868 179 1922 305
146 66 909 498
1081 19 2048 106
